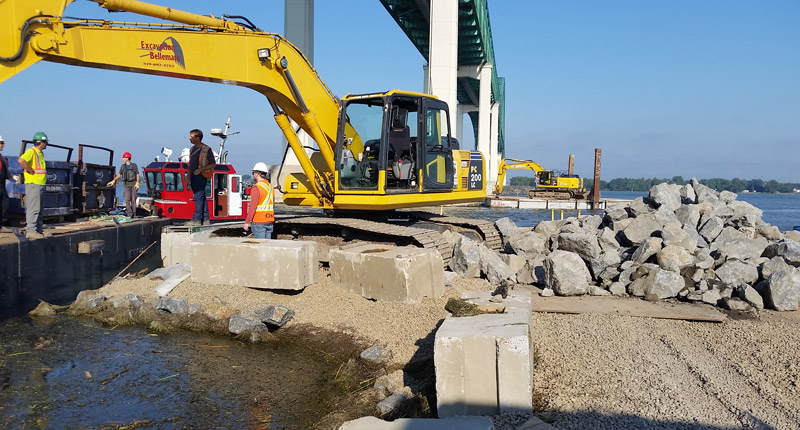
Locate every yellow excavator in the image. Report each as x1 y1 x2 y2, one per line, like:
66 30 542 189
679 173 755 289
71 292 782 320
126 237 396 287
0 0 486 212
494 158 589 200
1 0 502 258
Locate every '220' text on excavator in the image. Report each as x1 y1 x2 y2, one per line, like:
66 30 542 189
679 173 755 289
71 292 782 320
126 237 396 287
1 0 502 258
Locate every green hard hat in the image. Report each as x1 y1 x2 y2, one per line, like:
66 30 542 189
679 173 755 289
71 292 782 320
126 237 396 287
33 131 48 142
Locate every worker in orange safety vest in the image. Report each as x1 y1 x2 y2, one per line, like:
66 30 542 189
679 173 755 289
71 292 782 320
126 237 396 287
243 161 274 239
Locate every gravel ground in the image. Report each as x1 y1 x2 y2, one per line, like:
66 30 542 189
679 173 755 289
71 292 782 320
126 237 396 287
99 272 800 429
532 311 800 430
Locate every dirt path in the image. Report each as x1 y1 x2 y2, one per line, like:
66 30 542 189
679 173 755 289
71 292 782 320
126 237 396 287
532 311 800 429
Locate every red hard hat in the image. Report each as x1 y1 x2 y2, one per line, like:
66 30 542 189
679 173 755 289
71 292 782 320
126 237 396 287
123 152 132 159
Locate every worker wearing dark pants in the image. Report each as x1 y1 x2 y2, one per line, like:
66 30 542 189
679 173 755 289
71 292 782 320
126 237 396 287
107 152 140 218
187 129 216 226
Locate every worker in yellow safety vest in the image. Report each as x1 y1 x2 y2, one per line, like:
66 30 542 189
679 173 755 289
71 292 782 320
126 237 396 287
244 162 274 239
17 132 49 239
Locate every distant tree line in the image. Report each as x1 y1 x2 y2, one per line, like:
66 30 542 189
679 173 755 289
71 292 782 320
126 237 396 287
510 175 799 193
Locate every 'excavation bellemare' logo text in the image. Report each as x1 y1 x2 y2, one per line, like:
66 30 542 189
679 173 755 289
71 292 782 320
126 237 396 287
139 37 185 69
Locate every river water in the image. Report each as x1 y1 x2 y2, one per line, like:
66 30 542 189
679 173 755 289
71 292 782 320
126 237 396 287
4 190 799 428
0 317 354 429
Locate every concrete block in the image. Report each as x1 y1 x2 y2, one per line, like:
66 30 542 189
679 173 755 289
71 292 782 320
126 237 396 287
339 416 493 430
161 230 191 266
190 237 317 290
487 198 519 208
546 200 576 210
435 291 533 417
519 199 547 209
329 244 444 304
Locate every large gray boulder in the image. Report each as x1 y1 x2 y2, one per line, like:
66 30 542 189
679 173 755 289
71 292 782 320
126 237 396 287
533 220 565 241
597 227 621 252
628 197 655 217
680 183 696 204
621 213 662 245
760 256 793 280
726 200 763 228
691 178 720 204
698 216 724 242
604 203 629 222
648 183 682 211
228 314 268 334
710 227 769 261
544 250 591 296
656 246 694 272
479 246 516 283
675 204 701 229
661 221 696 250
449 236 482 278
507 230 548 260
631 237 663 264
715 260 759 287
758 269 800 311
644 269 686 300
495 217 520 246
763 240 800 267
557 232 602 262
737 285 764 310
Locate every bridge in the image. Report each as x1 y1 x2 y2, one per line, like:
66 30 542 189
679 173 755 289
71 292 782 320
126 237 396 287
284 0 505 191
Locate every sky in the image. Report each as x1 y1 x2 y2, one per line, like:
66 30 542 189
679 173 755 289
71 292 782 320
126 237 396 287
1 0 798 183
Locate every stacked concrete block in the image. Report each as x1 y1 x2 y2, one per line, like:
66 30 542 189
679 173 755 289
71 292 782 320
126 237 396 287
338 416 493 430
329 244 444 303
190 237 317 290
435 291 533 417
160 226 213 266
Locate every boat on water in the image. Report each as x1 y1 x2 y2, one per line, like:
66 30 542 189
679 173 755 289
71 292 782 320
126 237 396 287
139 117 253 221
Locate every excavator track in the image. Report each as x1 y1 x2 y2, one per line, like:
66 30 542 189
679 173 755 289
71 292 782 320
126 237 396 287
275 216 454 265
274 212 504 266
405 212 504 251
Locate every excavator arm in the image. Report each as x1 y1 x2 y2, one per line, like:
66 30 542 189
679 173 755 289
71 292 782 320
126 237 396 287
493 158 546 195
0 0 343 205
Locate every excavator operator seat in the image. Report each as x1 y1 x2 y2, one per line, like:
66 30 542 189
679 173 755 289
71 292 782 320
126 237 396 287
388 107 410 161
389 107 413 182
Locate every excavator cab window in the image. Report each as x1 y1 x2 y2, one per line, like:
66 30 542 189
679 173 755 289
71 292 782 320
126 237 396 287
386 97 419 190
421 100 454 190
338 100 382 190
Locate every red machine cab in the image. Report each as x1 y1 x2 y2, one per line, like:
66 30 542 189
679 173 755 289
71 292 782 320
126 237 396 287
143 161 250 221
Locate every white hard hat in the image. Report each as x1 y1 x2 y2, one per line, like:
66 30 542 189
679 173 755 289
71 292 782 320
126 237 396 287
252 162 268 173
0 135 4 142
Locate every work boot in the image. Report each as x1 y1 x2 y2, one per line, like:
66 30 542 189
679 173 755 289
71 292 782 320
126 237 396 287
185 220 201 226
0 226 12 233
26 232 45 240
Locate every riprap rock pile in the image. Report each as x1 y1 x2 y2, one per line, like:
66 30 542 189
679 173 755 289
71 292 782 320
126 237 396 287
449 178 800 312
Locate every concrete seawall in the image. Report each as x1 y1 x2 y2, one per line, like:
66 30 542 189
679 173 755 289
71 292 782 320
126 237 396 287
0 218 172 318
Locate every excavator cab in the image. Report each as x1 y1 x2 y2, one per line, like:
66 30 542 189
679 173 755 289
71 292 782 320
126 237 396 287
336 91 455 196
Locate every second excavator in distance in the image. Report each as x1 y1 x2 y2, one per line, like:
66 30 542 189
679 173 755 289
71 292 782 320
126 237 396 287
494 158 589 200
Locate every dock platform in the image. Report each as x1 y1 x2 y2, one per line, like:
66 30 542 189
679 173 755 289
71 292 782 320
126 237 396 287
0 217 173 318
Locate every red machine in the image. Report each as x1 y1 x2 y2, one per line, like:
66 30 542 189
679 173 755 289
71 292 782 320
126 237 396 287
142 161 251 221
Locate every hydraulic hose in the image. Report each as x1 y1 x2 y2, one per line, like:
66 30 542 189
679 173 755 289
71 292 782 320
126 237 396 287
0 17 52 62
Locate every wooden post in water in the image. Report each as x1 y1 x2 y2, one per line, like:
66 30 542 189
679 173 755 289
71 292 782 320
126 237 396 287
591 148 602 209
